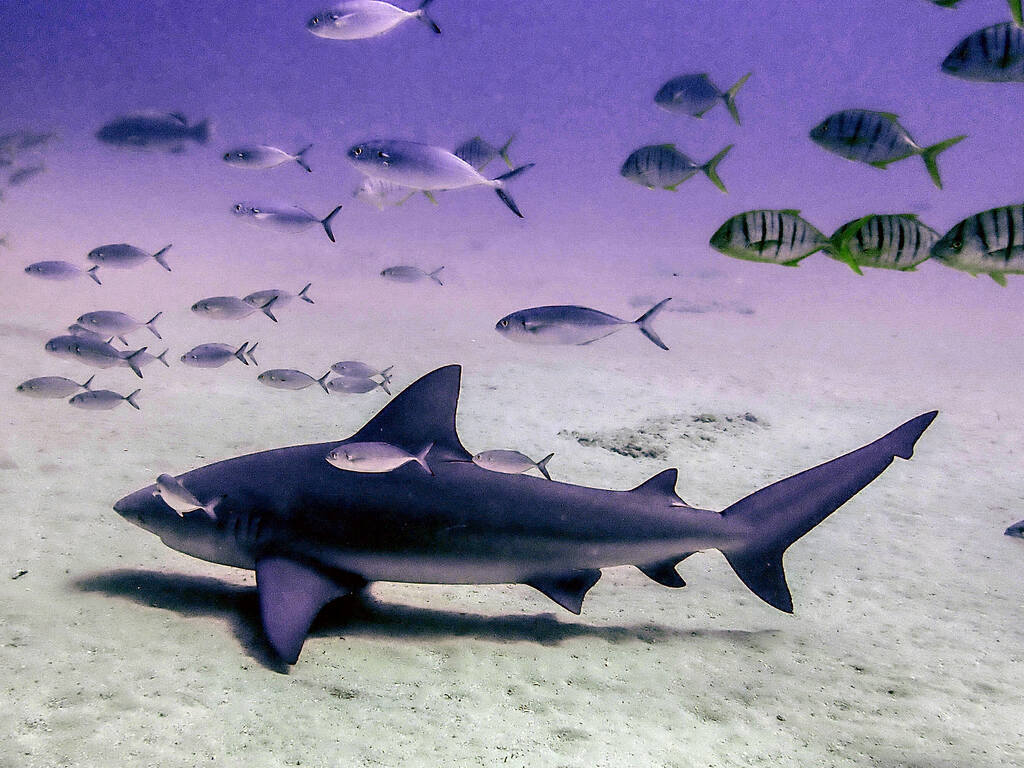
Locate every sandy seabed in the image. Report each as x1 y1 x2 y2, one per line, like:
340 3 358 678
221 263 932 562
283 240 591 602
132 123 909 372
1 251 1022 768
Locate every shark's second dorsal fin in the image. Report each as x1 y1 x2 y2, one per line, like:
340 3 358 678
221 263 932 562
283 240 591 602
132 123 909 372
348 365 469 458
630 468 685 505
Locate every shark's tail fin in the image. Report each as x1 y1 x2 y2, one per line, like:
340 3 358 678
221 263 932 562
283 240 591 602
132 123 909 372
720 410 937 612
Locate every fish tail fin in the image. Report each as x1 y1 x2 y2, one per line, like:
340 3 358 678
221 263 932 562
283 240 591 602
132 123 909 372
298 282 314 303
536 452 554 481
379 365 394 384
721 410 937 613
499 133 516 168
234 342 250 366
81 375 95 390
201 495 225 520
920 135 965 190
248 341 260 366
378 378 392 396
723 72 752 125
321 205 343 243
492 163 534 218
261 295 279 322
152 244 172 271
87 265 102 285
827 217 871 275
701 144 733 194
294 144 313 173
156 349 169 367
125 347 148 379
125 389 142 410
317 372 332 394
633 297 672 350
428 266 445 285
415 442 435 475
145 311 163 338
192 120 211 144
416 0 441 33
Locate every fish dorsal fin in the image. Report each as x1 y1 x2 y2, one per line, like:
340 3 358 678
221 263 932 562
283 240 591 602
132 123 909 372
168 112 188 124
630 468 685 504
779 208 801 216
874 111 899 122
348 365 469 458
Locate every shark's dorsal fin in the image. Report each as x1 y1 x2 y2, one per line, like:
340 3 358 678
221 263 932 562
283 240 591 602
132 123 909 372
347 365 469 458
630 468 685 504
526 569 602 614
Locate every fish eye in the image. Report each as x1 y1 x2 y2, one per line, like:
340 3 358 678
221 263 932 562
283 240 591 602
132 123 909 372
354 147 363 156
310 16 319 24
952 239 962 250
234 204 242 212
500 319 509 327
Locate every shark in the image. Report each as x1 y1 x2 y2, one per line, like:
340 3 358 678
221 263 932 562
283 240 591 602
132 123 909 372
112 365 937 664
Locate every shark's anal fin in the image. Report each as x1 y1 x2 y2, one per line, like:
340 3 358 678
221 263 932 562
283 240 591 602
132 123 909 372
255 557 358 664
635 552 696 588
630 468 686 506
526 569 602 614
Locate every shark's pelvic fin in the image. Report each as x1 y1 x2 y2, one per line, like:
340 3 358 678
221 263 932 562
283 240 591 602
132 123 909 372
526 569 602 614
635 556 690 588
629 468 686 506
348 364 470 458
255 557 356 664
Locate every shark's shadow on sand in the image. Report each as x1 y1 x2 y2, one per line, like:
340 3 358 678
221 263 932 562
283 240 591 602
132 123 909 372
76 568 778 671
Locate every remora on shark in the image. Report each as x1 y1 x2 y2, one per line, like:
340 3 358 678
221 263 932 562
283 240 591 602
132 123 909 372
113 365 937 664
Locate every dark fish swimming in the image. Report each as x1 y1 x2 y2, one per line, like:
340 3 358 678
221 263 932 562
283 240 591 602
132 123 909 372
809 110 965 189
112 366 937 664
828 214 940 274
347 139 534 217
495 299 672 350
930 204 1024 286
24 261 102 285
223 144 313 172
620 144 731 193
942 23 1024 82
306 0 441 39
86 243 172 272
710 209 832 266
231 203 343 243
453 135 514 171
654 72 752 124
96 112 210 151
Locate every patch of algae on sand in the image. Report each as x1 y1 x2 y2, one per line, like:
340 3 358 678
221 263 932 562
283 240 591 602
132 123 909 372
560 411 767 459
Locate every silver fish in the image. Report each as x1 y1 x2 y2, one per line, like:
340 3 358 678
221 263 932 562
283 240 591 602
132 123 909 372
96 112 209 151
87 243 172 271
307 0 440 39
654 72 752 124
380 265 444 284
69 388 140 411
495 299 671 350
243 283 314 309
710 209 831 266
325 441 433 474
67 324 114 343
325 375 392 395
942 23 1024 82
25 261 102 284
181 342 258 368
809 110 965 189
330 361 393 382
828 214 939 273
223 144 312 172
347 139 534 217
931 204 1024 286
132 348 170 369
44 335 150 378
453 135 514 171
8 165 44 186
472 450 553 480
154 474 222 518
232 203 342 243
257 369 331 392
76 311 162 341
620 144 731 192
191 295 278 322
16 375 94 399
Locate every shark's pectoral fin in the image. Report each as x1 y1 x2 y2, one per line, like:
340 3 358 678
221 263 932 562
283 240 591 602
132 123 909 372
255 556 357 664
526 569 601 614
635 553 695 588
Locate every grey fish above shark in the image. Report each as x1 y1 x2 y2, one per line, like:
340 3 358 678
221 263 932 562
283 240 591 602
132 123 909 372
112 365 937 665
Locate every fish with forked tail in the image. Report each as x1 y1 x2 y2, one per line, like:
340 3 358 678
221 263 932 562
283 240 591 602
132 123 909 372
232 203 342 243
307 0 441 39
223 144 313 172
654 72 752 124
620 144 731 193
496 299 672 350
710 209 831 266
930 203 1024 286
25 261 102 285
112 365 937 664
828 214 939 274
87 243 172 272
